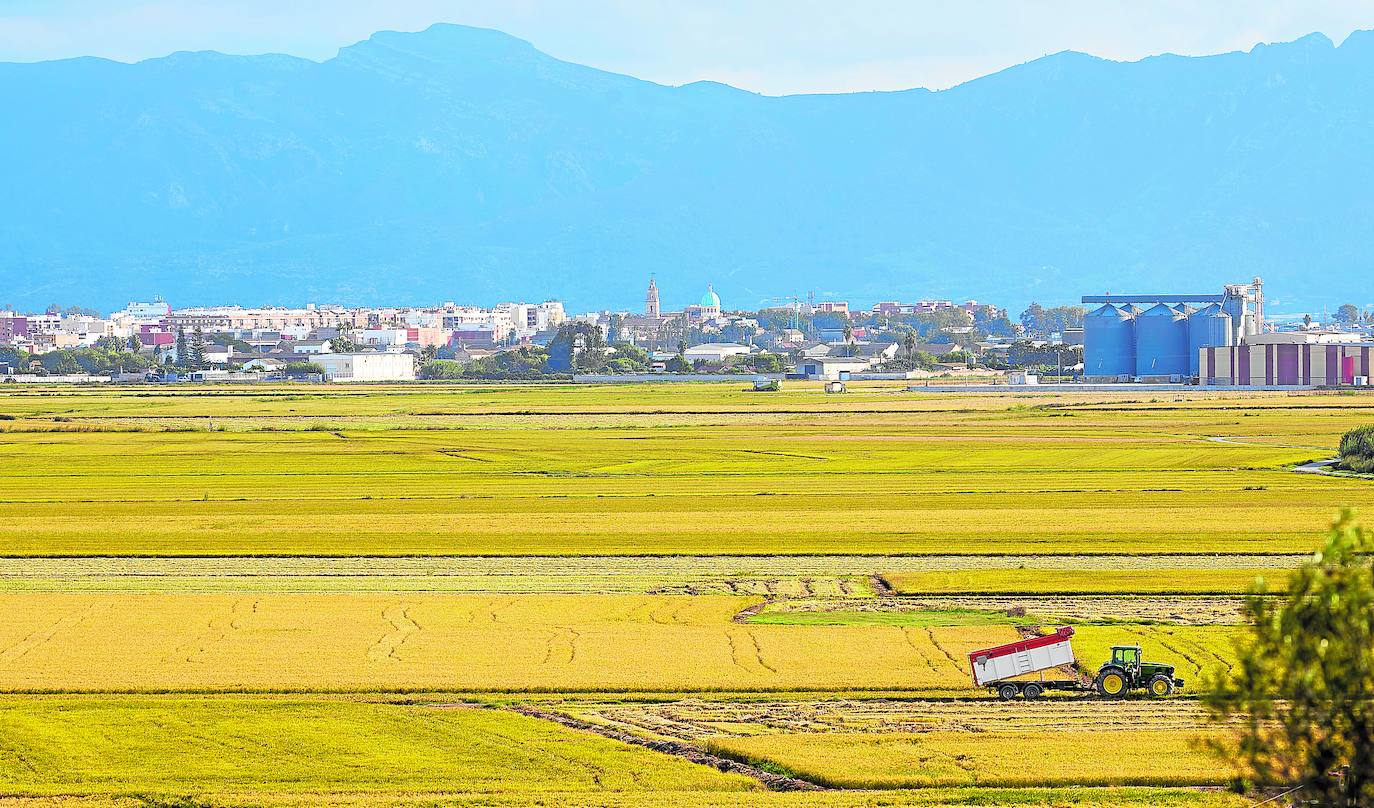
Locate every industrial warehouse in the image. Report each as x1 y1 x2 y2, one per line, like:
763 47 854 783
1083 278 1373 388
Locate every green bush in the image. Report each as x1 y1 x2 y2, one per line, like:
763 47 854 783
1337 425 1374 473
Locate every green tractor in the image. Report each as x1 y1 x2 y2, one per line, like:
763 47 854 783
1092 645 1184 697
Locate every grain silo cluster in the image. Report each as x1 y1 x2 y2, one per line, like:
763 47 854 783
1083 280 1264 382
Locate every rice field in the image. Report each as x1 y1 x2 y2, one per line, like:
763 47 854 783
0 383 1366 804
0 592 1024 692
1 384 1370 556
0 696 755 797
705 729 1235 788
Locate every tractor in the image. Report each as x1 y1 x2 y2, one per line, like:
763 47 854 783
1092 645 1184 697
969 629 1186 699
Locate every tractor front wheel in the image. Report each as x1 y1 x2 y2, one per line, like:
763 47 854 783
1147 674 1175 698
1095 667 1129 698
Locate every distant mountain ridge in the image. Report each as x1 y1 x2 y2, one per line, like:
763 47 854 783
2 24 1372 313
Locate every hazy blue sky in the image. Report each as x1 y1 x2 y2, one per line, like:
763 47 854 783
3 1 1374 93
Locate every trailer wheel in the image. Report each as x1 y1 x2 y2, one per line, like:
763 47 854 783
1147 674 1175 698
997 683 1019 700
1023 683 1043 700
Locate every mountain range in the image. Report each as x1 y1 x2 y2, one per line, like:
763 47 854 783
2 24 1372 314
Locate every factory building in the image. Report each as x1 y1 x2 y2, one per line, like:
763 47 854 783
1201 332 1373 386
1083 279 1264 381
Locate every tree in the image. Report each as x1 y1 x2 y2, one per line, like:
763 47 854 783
330 332 361 353
1304 313 1314 329
188 326 207 370
1205 511 1374 803
416 345 438 369
39 351 80 375
1020 303 1085 337
747 353 785 374
419 359 465 380
1336 304 1361 325
546 322 606 373
127 334 143 353
175 327 188 368
902 332 917 360
283 361 325 377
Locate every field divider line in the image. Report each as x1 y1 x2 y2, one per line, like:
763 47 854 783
504 704 826 791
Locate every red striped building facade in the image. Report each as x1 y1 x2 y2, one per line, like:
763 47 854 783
1202 338 1374 386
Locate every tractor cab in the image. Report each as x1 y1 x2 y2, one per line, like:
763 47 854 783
1109 646 1142 672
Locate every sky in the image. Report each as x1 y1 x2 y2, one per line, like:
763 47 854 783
2 0 1374 94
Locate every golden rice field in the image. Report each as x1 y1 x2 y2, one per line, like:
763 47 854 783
0 383 1365 804
0 384 1371 556
0 592 1242 693
0 592 1015 692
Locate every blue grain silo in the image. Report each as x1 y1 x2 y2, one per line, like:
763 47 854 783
1135 303 1189 377
1187 304 1234 376
1084 303 1135 376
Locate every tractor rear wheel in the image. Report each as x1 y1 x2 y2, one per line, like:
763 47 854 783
1147 674 1175 698
1023 683 1043 700
998 683 1019 700
1095 667 1129 698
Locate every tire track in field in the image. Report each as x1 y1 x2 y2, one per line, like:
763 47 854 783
0 602 106 667
746 629 777 674
542 626 580 666
725 627 776 676
1143 627 1206 679
924 628 966 675
900 627 939 673
1151 626 1233 677
486 598 517 624
367 604 420 663
184 598 259 665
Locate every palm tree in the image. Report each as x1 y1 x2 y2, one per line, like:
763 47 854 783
902 332 917 363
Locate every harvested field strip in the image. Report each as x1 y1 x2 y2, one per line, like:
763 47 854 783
761 595 1250 626
0 787 1252 807
0 593 1017 692
704 729 1237 788
883 567 1294 595
0 555 1301 597
554 697 1224 742
509 705 823 791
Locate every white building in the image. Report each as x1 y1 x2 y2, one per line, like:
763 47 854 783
683 342 753 363
798 355 873 381
314 352 416 382
292 339 333 355
355 329 411 350
119 300 173 320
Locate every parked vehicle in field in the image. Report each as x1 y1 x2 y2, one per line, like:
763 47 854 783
967 626 1184 699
